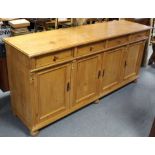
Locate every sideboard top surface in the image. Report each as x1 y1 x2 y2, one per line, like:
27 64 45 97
3 20 150 58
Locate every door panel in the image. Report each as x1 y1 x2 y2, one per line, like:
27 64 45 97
101 48 124 93
71 54 101 107
124 41 145 80
36 63 71 121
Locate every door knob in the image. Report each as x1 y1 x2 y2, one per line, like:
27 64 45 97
98 70 101 79
90 46 94 51
67 82 70 91
53 56 58 61
124 61 127 67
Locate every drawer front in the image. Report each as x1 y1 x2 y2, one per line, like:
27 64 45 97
77 41 105 56
36 49 73 68
106 36 129 48
130 31 149 42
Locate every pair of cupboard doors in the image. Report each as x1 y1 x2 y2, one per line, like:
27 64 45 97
35 41 145 123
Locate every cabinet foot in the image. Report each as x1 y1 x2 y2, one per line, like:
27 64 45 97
133 79 138 83
30 130 39 136
94 99 100 104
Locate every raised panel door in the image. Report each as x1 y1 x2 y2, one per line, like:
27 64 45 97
36 63 71 122
71 54 101 108
124 41 145 80
100 48 124 94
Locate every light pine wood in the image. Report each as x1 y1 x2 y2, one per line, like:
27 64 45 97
106 36 129 49
36 63 71 122
5 44 37 129
71 54 101 108
35 49 74 68
77 41 105 56
123 42 145 80
4 21 150 135
100 48 124 94
30 130 39 136
4 20 150 57
130 31 149 42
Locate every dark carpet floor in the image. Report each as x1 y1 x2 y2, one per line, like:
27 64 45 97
0 66 155 137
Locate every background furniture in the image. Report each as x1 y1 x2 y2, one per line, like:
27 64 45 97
28 18 74 31
74 18 119 26
56 18 74 28
125 18 150 26
148 19 155 65
148 40 155 65
4 20 150 135
124 18 152 66
8 19 30 36
39 18 74 29
28 18 51 32
0 18 30 92
0 23 11 92
0 43 9 91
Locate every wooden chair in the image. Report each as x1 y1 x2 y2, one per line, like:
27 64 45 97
148 40 155 65
85 18 119 25
55 18 74 29
148 19 155 65
34 18 51 32
27 18 51 32
45 18 74 29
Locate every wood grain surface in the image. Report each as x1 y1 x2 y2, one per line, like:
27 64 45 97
3 20 150 57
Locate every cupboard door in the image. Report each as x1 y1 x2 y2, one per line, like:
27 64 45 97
71 54 101 108
100 48 124 93
123 41 145 80
36 63 71 122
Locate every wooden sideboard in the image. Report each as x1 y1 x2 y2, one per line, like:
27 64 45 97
3 20 150 135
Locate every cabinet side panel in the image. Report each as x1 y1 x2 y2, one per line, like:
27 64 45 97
5 44 35 129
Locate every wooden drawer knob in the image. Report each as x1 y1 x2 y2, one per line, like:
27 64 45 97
90 46 94 51
137 35 142 38
53 56 58 61
117 40 121 44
